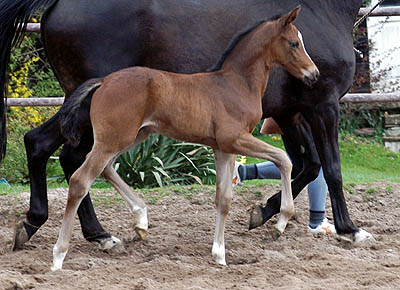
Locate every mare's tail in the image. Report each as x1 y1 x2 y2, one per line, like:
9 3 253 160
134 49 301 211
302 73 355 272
59 78 104 147
0 0 59 162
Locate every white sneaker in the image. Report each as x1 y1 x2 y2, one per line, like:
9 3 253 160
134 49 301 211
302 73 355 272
232 161 243 187
309 218 336 236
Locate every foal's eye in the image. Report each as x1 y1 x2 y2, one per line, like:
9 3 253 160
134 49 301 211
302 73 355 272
289 41 299 49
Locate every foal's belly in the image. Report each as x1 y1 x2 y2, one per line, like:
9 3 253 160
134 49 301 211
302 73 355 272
150 124 219 149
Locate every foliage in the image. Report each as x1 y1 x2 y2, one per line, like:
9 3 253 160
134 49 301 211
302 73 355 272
339 104 388 140
0 106 61 183
362 0 371 6
116 134 216 188
0 18 64 184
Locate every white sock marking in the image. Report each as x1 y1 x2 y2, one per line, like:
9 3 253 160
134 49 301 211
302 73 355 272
212 241 226 265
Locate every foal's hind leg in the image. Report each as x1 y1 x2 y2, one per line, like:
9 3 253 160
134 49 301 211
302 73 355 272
230 133 294 235
102 165 148 240
100 127 151 241
212 150 236 265
52 147 115 271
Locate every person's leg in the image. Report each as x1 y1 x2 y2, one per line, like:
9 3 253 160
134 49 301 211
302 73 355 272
307 168 327 228
238 161 281 181
307 168 336 234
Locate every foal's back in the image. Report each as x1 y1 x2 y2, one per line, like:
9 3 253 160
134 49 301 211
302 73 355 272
91 66 258 149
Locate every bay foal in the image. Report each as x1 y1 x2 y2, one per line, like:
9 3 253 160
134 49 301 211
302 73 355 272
53 7 318 270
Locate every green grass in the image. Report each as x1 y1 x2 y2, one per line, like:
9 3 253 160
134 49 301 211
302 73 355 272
241 133 400 184
339 134 400 183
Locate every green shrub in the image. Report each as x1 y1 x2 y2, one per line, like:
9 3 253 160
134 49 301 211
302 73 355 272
1 25 64 184
116 134 216 188
0 107 62 183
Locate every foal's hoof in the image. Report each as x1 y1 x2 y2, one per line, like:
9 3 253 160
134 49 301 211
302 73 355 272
135 227 148 241
12 221 30 251
271 229 282 241
248 205 264 230
99 236 123 251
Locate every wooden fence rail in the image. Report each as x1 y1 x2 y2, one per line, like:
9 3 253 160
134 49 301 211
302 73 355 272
340 93 400 103
4 93 400 107
6 97 64 106
358 7 400 17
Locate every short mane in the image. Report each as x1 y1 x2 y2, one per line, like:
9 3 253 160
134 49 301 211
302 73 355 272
208 14 281 72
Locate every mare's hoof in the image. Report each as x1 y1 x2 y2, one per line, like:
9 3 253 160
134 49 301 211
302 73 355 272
354 229 375 243
12 221 30 251
135 227 148 241
248 205 264 230
99 236 123 251
339 229 375 243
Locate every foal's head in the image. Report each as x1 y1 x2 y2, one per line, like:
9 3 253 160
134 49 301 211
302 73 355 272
268 6 319 86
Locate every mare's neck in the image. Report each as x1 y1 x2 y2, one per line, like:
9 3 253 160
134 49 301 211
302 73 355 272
220 22 276 97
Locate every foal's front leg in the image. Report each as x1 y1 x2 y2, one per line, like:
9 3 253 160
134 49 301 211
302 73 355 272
212 150 236 265
232 133 294 235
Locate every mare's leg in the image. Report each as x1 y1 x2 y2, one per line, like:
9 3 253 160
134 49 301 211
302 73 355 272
60 141 121 250
212 150 236 265
304 103 373 242
13 113 65 250
52 146 115 271
229 133 294 234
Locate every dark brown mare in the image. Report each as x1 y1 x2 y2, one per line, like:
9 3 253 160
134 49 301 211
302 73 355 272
51 8 318 270
0 0 373 250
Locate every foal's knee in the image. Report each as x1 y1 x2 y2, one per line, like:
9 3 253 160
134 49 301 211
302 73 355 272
275 150 292 175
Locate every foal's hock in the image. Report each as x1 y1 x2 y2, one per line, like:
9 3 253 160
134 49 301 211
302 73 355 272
53 6 318 271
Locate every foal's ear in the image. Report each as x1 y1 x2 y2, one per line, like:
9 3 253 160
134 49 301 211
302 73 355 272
279 5 301 27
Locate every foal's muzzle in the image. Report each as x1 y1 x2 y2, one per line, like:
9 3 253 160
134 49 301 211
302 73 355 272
303 68 319 87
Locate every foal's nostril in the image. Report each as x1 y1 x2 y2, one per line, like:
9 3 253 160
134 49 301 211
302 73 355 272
314 69 320 81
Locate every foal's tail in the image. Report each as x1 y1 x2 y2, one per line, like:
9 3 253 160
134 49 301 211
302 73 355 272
59 78 104 147
0 0 59 162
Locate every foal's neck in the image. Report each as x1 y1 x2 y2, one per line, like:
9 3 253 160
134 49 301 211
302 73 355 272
220 21 277 96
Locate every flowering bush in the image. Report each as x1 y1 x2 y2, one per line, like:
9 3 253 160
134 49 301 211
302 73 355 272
0 24 63 183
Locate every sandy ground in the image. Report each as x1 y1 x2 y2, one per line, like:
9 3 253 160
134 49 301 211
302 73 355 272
0 181 399 290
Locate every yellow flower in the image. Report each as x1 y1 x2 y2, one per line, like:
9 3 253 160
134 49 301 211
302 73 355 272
271 136 282 141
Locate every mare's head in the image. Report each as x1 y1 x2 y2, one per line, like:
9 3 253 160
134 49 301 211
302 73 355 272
268 6 319 86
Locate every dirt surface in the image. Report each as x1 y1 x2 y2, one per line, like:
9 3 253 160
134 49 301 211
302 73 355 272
0 182 400 290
